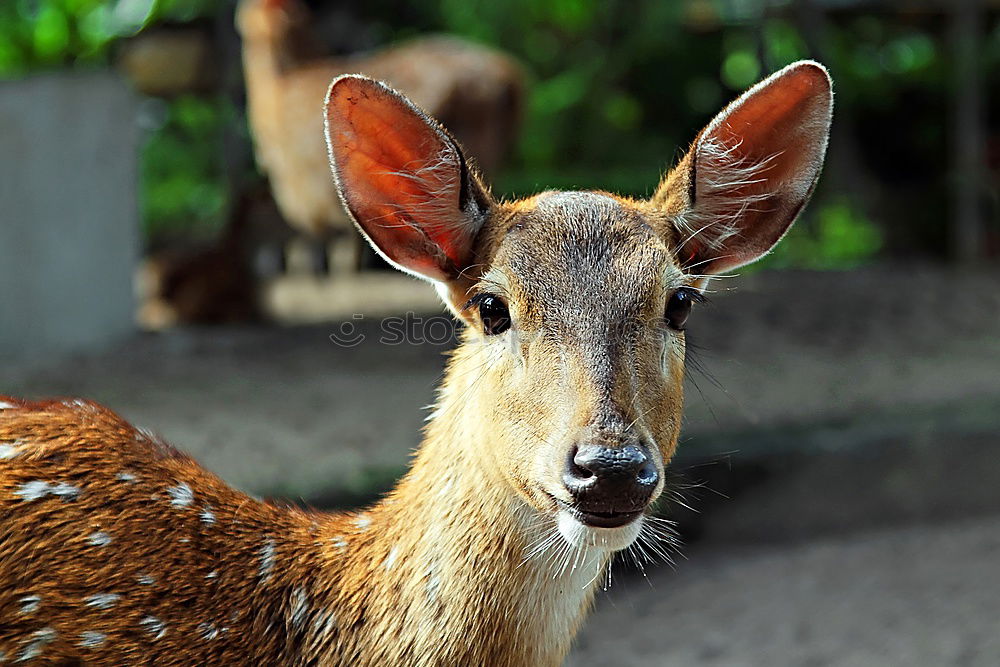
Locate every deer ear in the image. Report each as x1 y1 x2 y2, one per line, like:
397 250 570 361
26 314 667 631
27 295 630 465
658 61 833 276
324 75 492 284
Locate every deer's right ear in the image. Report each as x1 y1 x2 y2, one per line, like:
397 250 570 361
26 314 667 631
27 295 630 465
324 75 492 284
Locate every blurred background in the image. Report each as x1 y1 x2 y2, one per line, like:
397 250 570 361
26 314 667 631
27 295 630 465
1 0 999 664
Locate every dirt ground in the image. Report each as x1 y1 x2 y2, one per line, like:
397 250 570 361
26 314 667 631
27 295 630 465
569 514 1000 667
5 263 1000 665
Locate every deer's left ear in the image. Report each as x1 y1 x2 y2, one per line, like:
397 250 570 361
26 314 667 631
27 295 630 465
654 61 833 276
324 74 492 285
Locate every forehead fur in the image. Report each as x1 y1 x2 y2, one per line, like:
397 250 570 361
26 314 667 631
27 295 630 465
487 191 676 324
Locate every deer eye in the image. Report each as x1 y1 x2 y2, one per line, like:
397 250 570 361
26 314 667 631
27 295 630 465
470 294 511 336
665 287 703 331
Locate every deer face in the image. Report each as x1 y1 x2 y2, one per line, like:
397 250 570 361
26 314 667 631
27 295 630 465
325 62 832 550
459 192 682 550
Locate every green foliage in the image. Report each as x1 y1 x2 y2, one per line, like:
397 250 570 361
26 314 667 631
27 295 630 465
759 197 883 271
141 95 231 242
0 0 220 75
721 32 761 90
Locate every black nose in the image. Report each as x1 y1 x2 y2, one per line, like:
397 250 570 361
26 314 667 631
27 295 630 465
563 442 659 512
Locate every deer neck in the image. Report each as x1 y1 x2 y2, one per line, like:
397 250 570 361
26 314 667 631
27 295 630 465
240 34 290 91
313 340 606 666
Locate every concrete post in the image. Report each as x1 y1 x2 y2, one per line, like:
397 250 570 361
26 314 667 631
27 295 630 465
0 72 140 361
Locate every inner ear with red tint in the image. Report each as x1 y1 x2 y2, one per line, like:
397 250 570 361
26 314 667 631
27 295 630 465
661 60 833 276
324 75 492 283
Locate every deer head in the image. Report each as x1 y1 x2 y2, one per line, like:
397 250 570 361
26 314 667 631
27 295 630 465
324 61 832 552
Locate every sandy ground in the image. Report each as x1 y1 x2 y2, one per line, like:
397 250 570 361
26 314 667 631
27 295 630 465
570 515 1000 667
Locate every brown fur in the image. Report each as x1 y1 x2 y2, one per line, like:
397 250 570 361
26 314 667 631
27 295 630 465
0 62 832 665
0 391 596 665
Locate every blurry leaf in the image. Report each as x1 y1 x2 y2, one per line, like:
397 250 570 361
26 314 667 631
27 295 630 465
603 92 641 131
721 48 759 89
758 198 882 271
547 0 598 34
533 68 590 114
78 4 114 52
763 18 807 67
880 33 935 75
815 198 883 265
0 36 26 75
33 4 70 61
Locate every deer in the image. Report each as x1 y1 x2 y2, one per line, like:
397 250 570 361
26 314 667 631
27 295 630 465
0 61 832 665
236 0 523 238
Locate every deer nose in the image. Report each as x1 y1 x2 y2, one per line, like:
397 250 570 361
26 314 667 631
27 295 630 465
562 442 659 510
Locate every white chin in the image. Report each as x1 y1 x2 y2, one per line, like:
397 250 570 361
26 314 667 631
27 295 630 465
556 510 643 552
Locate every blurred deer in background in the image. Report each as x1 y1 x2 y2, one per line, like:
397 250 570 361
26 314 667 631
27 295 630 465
236 0 524 241
137 0 523 328
0 62 831 665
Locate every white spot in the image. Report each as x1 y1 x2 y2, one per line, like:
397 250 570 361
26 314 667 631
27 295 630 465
139 616 166 640
84 593 120 610
288 588 310 629
179 537 191 544
199 507 216 525
137 574 156 585
16 627 56 661
116 471 137 483
197 622 220 640
88 531 112 547
78 631 106 648
14 481 52 502
258 539 276 580
18 595 41 615
166 482 193 507
205 570 218 580
0 443 20 460
384 546 399 571
353 514 371 531
14 480 79 502
50 482 80 499
0 401 16 409
330 535 348 549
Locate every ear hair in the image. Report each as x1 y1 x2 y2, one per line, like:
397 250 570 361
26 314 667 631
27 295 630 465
652 60 833 276
672 134 782 262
